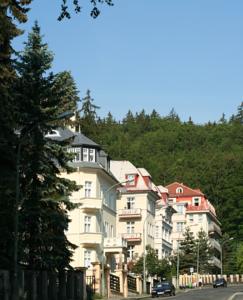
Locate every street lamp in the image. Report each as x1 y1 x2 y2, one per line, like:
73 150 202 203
13 111 74 300
220 237 234 276
143 214 150 294
100 179 131 297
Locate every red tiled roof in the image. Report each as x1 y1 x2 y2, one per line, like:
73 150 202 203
166 182 204 197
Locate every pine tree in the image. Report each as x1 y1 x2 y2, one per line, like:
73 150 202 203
15 22 78 270
196 228 213 273
0 0 30 269
179 227 197 273
76 89 100 138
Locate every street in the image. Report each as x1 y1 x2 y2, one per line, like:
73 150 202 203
146 285 243 300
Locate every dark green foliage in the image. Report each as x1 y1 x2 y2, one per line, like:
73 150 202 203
15 22 78 270
132 246 172 279
196 229 213 273
75 89 100 137
0 0 31 269
58 0 114 20
178 227 197 273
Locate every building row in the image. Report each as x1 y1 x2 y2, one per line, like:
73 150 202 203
50 127 222 282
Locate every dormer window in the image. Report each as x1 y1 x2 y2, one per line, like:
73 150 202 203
83 148 96 162
67 147 82 162
193 197 200 206
176 187 183 194
126 174 136 186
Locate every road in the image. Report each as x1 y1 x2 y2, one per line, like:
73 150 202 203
147 285 243 300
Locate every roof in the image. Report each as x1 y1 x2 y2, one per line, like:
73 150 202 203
48 128 100 147
166 182 204 197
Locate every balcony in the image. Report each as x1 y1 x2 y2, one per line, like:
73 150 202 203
210 238 222 252
80 197 102 211
208 223 222 237
118 208 142 219
80 232 102 247
209 256 221 269
122 233 142 242
104 237 127 254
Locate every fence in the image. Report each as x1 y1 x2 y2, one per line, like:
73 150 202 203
178 274 243 288
86 275 96 294
110 273 120 293
0 269 86 300
127 274 137 293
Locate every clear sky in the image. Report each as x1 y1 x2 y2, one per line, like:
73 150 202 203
13 0 243 124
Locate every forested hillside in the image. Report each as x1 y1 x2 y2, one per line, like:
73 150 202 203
78 93 243 243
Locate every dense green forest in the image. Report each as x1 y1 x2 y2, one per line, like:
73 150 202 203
78 92 243 246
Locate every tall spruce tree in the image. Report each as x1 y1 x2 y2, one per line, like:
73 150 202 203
76 89 100 138
196 228 213 273
178 227 197 273
15 22 78 270
0 0 31 269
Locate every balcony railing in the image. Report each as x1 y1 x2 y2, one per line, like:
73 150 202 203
208 223 222 236
80 232 102 246
118 208 142 219
104 237 127 253
210 238 222 252
80 197 102 211
122 233 142 242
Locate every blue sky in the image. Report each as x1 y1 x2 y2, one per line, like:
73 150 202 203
14 0 243 124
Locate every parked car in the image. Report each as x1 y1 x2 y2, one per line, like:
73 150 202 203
151 282 176 297
213 278 227 288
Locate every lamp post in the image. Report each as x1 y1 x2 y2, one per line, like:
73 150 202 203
220 237 234 276
12 111 73 300
100 179 131 297
143 214 150 294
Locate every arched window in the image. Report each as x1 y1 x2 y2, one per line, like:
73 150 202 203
176 187 183 194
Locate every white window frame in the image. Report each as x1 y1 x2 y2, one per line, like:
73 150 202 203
126 221 135 233
176 222 184 232
189 214 194 222
193 197 200 206
83 147 96 162
127 245 134 259
176 187 183 194
84 215 91 232
127 197 135 209
67 147 82 162
84 250 92 268
84 181 92 198
126 174 135 185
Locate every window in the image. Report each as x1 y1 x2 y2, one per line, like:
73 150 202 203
83 148 96 162
84 181 92 198
198 214 203 223
189 214 194 222
127 197 135 209
126 174 136 186
155 226 159 238
127 245 134 259
176 187 183 194
105 222 109 236
67 147 82 162
110 225 114 237
176 222 184 232
193 197 200 206
126 221 135 233
84 216 91 232
176 205 184 214
84 250 92 268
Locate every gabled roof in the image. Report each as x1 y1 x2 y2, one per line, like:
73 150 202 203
166 182 204 197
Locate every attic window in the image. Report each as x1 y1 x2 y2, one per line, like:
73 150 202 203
126 174 136 186
176 187 183 194
193 197 200 206
83 148 96 162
